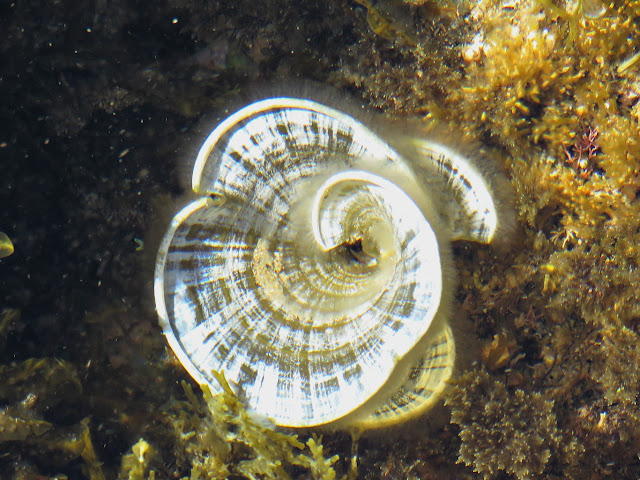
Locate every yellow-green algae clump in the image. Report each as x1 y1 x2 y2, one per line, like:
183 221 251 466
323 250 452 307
119 372 340 480
335 0 640 477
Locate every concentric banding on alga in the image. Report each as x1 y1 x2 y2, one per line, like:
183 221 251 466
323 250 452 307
412 139 499 243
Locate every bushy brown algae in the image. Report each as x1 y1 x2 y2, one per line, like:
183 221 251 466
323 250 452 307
335 0 640 476
446 369 584 480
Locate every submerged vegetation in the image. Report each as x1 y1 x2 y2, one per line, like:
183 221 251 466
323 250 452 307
337 0 640 477
446 369 583 479
119 373 340 480
1 0 640 478
0 310 104 480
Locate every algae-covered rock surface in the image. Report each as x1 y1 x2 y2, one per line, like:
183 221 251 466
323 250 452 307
1 0 639 478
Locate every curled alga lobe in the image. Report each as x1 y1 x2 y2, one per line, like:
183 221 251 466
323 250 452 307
446 370 577 480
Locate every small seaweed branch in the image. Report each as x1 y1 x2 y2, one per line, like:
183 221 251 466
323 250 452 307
190 371 340 480
120 371 343 480
562 126 599 180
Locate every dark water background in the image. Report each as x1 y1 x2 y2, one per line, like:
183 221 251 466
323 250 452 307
0 1 366 478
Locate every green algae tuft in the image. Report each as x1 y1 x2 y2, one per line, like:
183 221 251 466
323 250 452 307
128 371 343 480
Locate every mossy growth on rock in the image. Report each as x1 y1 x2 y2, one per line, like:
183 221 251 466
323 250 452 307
593 325 640 408
446 370 583 480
